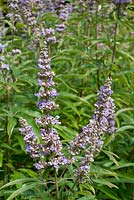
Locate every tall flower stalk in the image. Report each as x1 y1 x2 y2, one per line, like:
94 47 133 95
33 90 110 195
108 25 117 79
69 77 115 178
20 40 70 172
110 0 130 70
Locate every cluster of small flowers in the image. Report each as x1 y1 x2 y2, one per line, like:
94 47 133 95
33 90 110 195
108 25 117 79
93 77 115 134
0 10 22 71
19 118 41 160
36 41 58 111
20 0 37 27
8 0 47 48
44 0 71 36
69 77 115 176
35 41 70 171
19 117 70 171
7 0 22 23
11 0 74 171
0 9 4 39
20 39 72 171
0 43 9 70
75 0 96 14
111 0 130 4
7 0 37 26
41 28 56 44
54 0 69 24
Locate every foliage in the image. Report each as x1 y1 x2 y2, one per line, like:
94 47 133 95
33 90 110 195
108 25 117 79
0 0 134 199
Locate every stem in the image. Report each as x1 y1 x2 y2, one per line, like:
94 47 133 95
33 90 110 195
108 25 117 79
69 172 82 195
110 6 120 70
5 86 11 183
4 23 15 183
95 0 100 89
70 176 79 192
55 170 59 200
111 22 118 66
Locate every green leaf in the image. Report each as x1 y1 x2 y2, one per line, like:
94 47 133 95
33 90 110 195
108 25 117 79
116 125 134 132
18 169 38 178
4 20 16 31
77 191 92 196
7 117 17 138
103 134 115 147
7 183 38 200
111 163 134 170
0 152 3 167
77 197 96 200
102 150 119 166
96 186 119 200
116 50 134 61
91 165 117 178
94 179 118 189
56 125 77 140
0 178 38 190
115 108 134 117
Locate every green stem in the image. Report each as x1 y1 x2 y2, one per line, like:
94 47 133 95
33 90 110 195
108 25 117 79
95 0 100 89
111 22 118 66
4 23 15 183
110 6 120 70
5 86 11 183
55 170 59 200
69 172 82 195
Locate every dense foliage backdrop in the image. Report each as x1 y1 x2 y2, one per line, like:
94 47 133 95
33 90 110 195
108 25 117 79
0 0 134 199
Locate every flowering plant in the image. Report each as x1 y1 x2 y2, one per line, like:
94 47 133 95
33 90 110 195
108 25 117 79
0 0 133 200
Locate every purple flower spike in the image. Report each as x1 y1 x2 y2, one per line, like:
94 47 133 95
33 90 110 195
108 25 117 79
69 77 115 176
111 0 130 4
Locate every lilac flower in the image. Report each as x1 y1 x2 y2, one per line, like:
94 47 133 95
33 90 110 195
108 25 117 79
36 41 59 112
0 44 10 71
42 28 57 43
35 88 58 98
12 49 22 54
19 116 69 171
44 0 55 12
0 44 6 53
1 64 10 70
19 118 41 159
8 0 37 27
44 0 71 36
20 38 71 171
69 77 115 176
35 115 61 126
111 0 130 3
37 100 57 111
56 24 65 32
34 162 44 170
